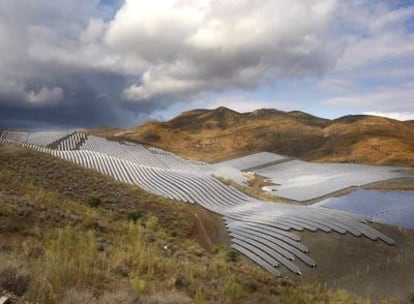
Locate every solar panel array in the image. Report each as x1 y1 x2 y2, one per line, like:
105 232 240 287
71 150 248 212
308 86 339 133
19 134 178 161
0 132 396 276
217 152 288 171
254 160 405 201
0 130 80 147
217 154 406 202
314 189 414 229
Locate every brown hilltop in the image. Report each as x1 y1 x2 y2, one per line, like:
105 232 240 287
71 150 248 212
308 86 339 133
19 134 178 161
110 107 414 166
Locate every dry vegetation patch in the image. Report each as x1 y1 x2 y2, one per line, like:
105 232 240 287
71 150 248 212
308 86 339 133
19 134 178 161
0 144 405 303
109 107 414 167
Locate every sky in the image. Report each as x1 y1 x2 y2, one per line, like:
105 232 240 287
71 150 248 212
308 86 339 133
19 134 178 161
0 0 413 128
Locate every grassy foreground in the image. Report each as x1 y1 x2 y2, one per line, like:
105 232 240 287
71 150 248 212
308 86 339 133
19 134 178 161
0 144 399 303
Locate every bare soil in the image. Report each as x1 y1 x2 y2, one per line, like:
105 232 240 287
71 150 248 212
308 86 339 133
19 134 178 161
291 223 414 303
112 107 414 167
186 205 230 252
2 142 414 303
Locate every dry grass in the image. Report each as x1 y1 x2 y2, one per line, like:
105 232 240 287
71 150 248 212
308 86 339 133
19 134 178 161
215 176 294 204
29 226 102 303
409 291 414 303
282 284 371 304
111 107 414 167
61 287 140 304
0 201 13 216
0 253 30 296
0 144 402 303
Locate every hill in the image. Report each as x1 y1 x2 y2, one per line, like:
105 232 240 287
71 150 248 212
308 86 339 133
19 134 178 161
2 143 387 304
111 107 414 166
1 139 414 302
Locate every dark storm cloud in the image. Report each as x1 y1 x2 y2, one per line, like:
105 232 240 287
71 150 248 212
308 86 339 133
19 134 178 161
1 0 413 127
0 0 346 128
0 0 167 128
0 65 144 129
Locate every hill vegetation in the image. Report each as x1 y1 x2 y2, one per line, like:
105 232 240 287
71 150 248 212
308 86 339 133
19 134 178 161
111 107 414 166
0 144 382 303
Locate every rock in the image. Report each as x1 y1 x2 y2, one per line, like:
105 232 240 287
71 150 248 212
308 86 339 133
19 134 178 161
0 296 9 304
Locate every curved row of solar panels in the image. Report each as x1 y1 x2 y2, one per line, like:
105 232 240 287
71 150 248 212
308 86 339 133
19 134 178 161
0 130 397 276
215 153 407 202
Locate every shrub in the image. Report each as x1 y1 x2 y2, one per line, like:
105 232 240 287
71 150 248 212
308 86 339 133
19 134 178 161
223 275 244 300
0 202 13 216
130 276 147 294
226 249 240 262
145 215 159 231
127 211 143 223
142 131 161 142
87 196 101 208
32 188 61 206
0 266 30 296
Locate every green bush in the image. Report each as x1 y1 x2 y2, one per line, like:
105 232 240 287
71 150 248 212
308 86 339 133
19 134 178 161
127 211 142 223
87 196 101 208
227 248 240 262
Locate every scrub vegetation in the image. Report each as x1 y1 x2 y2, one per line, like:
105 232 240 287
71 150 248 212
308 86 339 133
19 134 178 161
0 144 405 303
111 107 414 167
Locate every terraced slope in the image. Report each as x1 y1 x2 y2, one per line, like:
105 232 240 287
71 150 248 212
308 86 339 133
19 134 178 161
0 131 398 278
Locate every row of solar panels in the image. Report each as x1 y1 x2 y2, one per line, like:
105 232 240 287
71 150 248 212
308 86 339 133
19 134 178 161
0 134 394 276
1 131 207 173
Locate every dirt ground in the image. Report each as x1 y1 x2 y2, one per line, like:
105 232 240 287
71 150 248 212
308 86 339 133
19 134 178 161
365 176 414 191
2 144 414 302
187 200 414 302
286 223 414 303
190 172 414 302
186 205 231 251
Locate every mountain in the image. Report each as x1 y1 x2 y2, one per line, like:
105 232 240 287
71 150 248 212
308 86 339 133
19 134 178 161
112 107 414 166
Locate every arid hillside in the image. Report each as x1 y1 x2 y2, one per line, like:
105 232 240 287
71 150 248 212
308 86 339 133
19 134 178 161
109 107 414 166
5 144 406 303
0 144 303 303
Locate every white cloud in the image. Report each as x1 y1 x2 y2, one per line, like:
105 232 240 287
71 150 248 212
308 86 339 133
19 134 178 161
80 18 107 44
26 86 64 106
335 2 414 70
0 0 414 127
318 78 354 93
364 111 414 121
323 82 414 113
106 0 339 101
